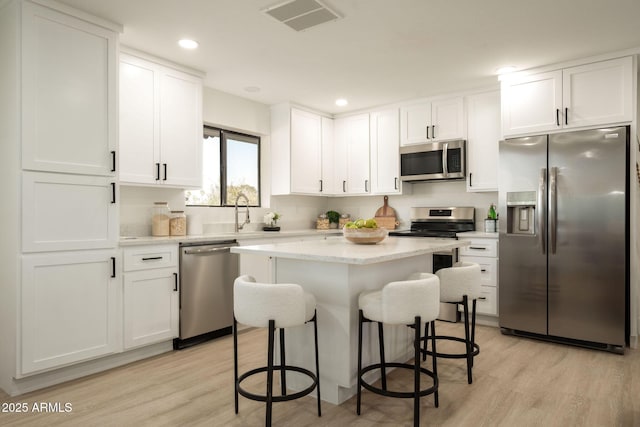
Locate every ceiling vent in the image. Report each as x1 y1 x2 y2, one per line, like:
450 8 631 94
263 0 341 32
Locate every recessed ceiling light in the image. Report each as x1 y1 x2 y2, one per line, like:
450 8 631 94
335 98 348 107
496 66 516 75
178 39 199 49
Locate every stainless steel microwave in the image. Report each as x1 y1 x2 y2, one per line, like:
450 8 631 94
400 140 466 182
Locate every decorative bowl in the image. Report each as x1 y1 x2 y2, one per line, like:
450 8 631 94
343 226 388 244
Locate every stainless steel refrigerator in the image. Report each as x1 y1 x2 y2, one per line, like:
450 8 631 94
498 126 628 352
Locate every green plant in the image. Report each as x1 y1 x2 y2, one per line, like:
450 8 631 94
326 210 340 224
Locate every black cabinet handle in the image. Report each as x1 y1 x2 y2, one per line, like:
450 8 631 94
110 257 116 278
173 272 178 292
469 172 473 187
478 297 487 301
394 177 398 190
365 179 368 192
319 179 323 192
111 182 116 204
343 180 346 192
163 164 167 181
432 125 435 139
426 125 429 139
481 269 487 272
142 256 163 261
469 246 487 250
111 151 116 172
155 163 161 181
565 107 568 125
556 109 560 126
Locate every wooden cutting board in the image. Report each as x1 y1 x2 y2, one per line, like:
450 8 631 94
374 196 399 230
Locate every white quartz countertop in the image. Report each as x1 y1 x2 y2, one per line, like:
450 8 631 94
231 236 469 265
119 229 341 246
457 231 499 239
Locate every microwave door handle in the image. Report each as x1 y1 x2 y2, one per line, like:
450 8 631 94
442 142 449 177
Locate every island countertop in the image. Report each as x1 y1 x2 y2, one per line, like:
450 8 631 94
230 235 468 265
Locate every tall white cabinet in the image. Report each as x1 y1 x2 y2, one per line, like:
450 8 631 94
119 50 203 188
0 0 121 388
465 90 501 192
334 113 371 194
370 108 402 195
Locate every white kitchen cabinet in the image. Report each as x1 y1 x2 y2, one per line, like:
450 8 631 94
334 113 370 194
119 51 203 188
271 104 333 195
400 97 464 146
21 1 117 177
501 56 632 137
22 171 118 252
466 90 501 192
123 245 179 349
459 236 499 317
20 250 120 375
370 108 402 194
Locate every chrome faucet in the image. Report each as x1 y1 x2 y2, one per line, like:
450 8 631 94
234 193 250 232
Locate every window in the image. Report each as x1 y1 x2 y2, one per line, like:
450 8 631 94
185 126 260 206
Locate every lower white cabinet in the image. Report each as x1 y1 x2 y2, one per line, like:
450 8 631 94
458 236 499 316
123 245 179 349
20 250 120 375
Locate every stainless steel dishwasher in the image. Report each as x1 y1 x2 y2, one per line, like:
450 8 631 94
174 240 239 349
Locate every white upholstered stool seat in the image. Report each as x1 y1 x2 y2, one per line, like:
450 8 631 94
233 275 321 426
357 274 440 427
422 262 482 384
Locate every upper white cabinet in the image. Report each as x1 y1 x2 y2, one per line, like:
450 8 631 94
119 51 203 188
370 108 401 194
334 113 371 195
501 56 632 137
21 1 117 176
271 104 333 195
400 97 464 145
466 90 501 192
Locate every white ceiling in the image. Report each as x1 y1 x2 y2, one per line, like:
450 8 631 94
58 0 640 114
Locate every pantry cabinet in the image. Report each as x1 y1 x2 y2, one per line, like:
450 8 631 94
20 250 120 375
122 245 179 349
400 97 464 145
334 113 370 194
370 108 402 194
466 90 501 192
119 51 203 188
501 56 632 136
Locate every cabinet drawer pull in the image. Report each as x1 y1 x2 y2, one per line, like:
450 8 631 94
469 246 487 250
426 125 430 139
319 179 323 192
365 179 369 192
110 257 116 278
394 177 398 190
111 182 116 204
432 125 435 139
564 107 568 125
111 151 116 172
343 180 346 192
142 256 163 261
155 163 161 181
481 269 487 272
478 296 487 301
556 109 560 126
173 272 178 292
469 172 472 187
163 163 168 181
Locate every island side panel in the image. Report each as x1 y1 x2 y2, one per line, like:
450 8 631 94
275 253 433 405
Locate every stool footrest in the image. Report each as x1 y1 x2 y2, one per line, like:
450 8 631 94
359 362 438 399
422 335 480 359
237 365 318 403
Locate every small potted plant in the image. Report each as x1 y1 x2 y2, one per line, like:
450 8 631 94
326 210 340 229
263 212 280 231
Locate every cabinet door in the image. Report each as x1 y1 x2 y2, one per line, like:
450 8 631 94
124 268 179 349
370 108 401 194
321 116 336 195
333 117 349 194
21 2 117 176
21 250 119 375
290 108 322 194
466 91 500 192
562 57 633 129
501 70 562 136
22 171 118 252
119 54 159 185
431 97 464 141
400 102 430 145
345 114 370 194
159 69 203 188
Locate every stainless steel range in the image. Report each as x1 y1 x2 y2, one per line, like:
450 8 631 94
390 206 476 322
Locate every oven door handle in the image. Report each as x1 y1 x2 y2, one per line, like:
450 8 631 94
442 142 449 177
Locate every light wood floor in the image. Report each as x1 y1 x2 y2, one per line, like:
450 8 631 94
1 322 639 426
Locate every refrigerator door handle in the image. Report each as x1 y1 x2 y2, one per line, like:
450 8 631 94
550 166 558 254
538 168 547 254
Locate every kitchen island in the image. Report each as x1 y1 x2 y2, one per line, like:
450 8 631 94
231 236 469 404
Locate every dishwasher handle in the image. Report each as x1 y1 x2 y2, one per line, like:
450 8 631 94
183 246 233 255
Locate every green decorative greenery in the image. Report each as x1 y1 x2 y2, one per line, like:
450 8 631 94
326 210 340 224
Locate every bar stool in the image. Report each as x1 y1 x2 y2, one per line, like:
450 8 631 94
357 274 440 427
422 262 481 384
233 275 321 426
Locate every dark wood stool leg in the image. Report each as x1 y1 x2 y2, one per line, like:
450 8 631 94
312 312 322 417
431 320 439 408
266 320 275 426
233 317 239 414
422 321 429 361
413 316 421 427
357 310 364 415
462 296 473 384
378 321 387 391
280 328 286 396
